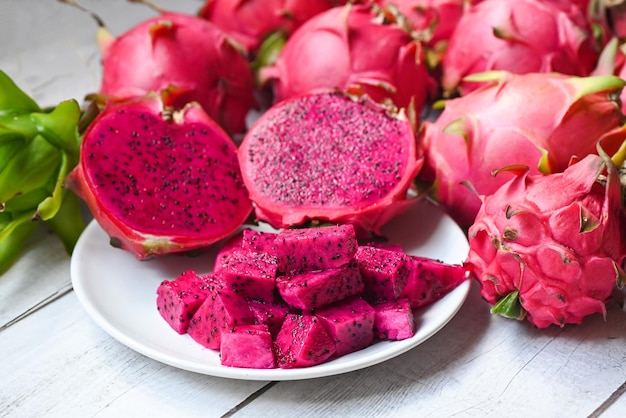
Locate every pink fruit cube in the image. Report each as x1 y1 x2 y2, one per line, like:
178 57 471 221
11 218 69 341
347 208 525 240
401 256 468 308
248 300 289 337
373 298 416 340
187 287 255 350
276 262 364 310
354 245 410 303
316 297 375 357
156 270 216 334
242 229 277 255
274 313 336 368
220 325 276 369
213 232 244 273
219 249 278 303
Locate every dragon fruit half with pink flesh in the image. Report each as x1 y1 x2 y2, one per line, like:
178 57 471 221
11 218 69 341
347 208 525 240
198 0 351 55
97 11 256 135
66 95 253 260
238 90 423 234
466 148 626 328
418 71 626 230
441 0 601 96
259 4 435 111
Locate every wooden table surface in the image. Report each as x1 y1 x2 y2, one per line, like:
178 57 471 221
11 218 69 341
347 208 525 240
1 1 626 417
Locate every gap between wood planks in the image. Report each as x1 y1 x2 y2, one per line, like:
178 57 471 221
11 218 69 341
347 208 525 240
587 380 626 418
0 281 73 332
221 381 278 418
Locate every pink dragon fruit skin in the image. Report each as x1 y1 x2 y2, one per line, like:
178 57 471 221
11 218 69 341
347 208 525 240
98 12 256 135
315 297 376 357
372 298 416 340
218 249 279 303
273 224 357 274
198 0 349 54
274 313 337 368
276 262 365 310
466 151 626 328
354 245 410 303
220 324 276 369
188 287 256 350
260 4 434 111
239 90 423 234
401 256 468 308
66 96 253 260
441 0 601 96
156 270 215 334
418 71 625 229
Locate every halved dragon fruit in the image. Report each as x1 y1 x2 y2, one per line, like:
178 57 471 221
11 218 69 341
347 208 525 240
66 95 253 260
97 11 256 135
238 90 423 233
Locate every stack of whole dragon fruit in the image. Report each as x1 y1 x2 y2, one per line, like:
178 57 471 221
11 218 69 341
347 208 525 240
156 223 468 369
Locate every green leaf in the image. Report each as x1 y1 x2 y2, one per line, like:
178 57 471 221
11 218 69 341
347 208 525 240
0 135 61 202
0 138 25 173
0 113 38 138
490 291 527 320
0 70 40 115
1 187 50 212
0 213 38 275
36 152 70 220
30 99 81 153
45 191 86 254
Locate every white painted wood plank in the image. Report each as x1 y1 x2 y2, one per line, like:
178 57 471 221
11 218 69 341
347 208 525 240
0 291 268 418
231 285 626 418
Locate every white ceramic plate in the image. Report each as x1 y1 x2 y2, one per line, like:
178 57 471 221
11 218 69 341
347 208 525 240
71 200 471 381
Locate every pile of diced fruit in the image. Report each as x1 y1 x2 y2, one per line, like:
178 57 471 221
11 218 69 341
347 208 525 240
157 224 466 369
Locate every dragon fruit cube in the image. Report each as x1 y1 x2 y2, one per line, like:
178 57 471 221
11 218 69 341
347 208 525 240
354 245 410 303
316 297 375 357
248 300 290 337
220 324 276 369
274 313 336 368
273 224 357 274
213 232 244 273
401 256 468 309
156 270 217 334
373 298 416 340
219 249 278 303
276 262 364 310
187 287 255 350
242 229 277 255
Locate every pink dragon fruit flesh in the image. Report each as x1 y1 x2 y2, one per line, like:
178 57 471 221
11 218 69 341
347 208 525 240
97 11 256 135
316 296 376 357
354 245 410 303
418 71 626 230
466 148 626 328
259 3 435 111
274 313 337 368
238 90 423 234
441 0 602 96
248 300 290 337
66 95 253 260
401 255 468 308
373 298 416 340
220 324 276 369
219 249 279 303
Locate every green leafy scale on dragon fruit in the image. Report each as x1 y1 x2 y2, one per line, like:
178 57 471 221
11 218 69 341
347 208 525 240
238 90 423 233
373 298 416 340
66 95 253 260
401 256 468 309
273 224 357 275
274 313 336 368
187 287 256 350
220 324 276 369
219 249 278 303
276 261 364 311
315 296 376 357
248 300 290 337
156 270 216 334
354 245 410 303
242 229 277 255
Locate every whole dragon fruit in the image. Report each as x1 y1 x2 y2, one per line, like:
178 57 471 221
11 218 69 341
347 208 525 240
418 71 626 230
238 90 423 234
198 0 349 55
97 11 256 135
465 149 626 328
66 95 253 260
441 0 601 96
260 4 435 111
